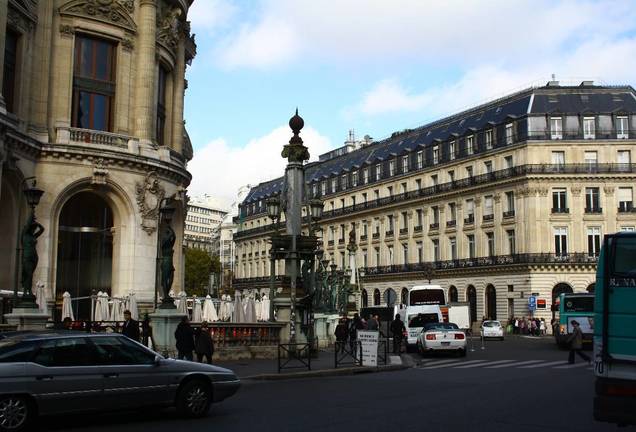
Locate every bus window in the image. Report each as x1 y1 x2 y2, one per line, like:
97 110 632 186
612 236 636 276
410 290 445 305
563 296 594 312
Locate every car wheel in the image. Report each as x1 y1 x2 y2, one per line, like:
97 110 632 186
176 380 212 418
0 395 34 432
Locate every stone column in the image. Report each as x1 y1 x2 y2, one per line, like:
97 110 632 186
171 37 185 153
0 0 9 111
28 1 54 140
133 0 157 145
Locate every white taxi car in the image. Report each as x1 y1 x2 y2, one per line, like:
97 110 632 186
416 322 466 357
481 320 504 340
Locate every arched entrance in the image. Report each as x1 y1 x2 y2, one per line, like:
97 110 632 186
401 287 408 305
449 285 458 303
373 289 380 306
361 289 368 308
56 192 114 320
485 284 497 320
384 288 397 307
466 285 477 323
552 282 573 318
586 282 595 293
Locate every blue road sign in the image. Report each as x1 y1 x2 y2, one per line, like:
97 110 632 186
528 296 537 310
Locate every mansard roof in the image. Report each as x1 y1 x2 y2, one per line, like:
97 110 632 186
242 84 636 205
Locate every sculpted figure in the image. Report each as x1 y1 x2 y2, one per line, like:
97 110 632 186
21 213 44 296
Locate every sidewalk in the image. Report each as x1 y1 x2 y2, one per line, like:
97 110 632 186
214 348 409 381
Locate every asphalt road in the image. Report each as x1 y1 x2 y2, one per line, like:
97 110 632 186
39 336 618 432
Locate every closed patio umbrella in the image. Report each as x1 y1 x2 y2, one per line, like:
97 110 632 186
260 294 271 321
245 297 256 323
177 291 188 315
202 295 218 322
100 292 110 322
62 291 74 321
110 297 123 322
126 291 139 320
94 291 103 321
232 291 245 323
192 298 203 322
35 281 48 316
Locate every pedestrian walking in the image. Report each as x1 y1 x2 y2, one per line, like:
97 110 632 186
175 316 195 361
530 318 537 336
540 318 546 336
513 317 519 335
349 313 364 353
195 321 215 364
390 314 406 354
367 314 379 331
121 310 140 342
567 320 591 364
334 318 348 352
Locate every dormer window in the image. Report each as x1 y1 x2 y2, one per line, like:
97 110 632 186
402 155 409 173
433 145 439 164
505 123 514 145
389 159 396 176
583 116 595 139
72 35 117 131
417 151 423 169
617 116 629 139
550 117 563 140
466 135 474 155
485 129 493 149
449 140 456 160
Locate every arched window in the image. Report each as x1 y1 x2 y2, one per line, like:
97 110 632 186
384 288 397 307
552 282 573 317
466 285 477 323
373 289 381 306
361 289 368 308
401 287 409 305
449 285 458 303
586 282 595 293
485 284 497 320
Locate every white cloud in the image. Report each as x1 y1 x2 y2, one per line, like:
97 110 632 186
188 0 237 34
359 79 431 115
208 0 636 70
187 126 332 203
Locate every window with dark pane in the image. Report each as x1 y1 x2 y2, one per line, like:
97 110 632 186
72 35 116 131
156 64 168 145
3 29 19 113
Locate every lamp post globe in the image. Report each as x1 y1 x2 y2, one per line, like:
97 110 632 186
309 199 323 221
24 186 44 208
266 197 281 221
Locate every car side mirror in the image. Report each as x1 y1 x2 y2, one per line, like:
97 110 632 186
154 355 162 367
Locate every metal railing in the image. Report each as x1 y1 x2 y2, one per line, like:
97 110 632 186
278 343 311 372
334 340 362 368
235 162 636 239
60 126 131 149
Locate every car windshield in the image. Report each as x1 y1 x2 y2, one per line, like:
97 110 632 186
424 323 459 331
408 314 439 328
483 321 501 327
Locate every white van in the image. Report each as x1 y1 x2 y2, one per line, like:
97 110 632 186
392 285 446 348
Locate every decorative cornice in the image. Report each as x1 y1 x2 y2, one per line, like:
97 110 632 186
59 24 75 37
121 37 134 51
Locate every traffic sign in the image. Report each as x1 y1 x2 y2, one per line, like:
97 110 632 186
537 298 547 309
528 296 537 310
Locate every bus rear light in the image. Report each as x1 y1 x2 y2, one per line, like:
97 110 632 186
454 333 465 340
425 334 436 340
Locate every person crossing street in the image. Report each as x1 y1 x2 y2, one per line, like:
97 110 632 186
390 314 406 354
567 320 591 364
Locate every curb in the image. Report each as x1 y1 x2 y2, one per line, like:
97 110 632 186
242 364 410 381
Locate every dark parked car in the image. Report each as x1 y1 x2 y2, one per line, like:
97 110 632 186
0 331 240 431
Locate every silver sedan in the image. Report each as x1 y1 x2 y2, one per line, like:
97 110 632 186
0 331 240 432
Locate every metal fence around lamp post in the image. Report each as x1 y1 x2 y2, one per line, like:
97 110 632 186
266 196 281 322
15 180 45 309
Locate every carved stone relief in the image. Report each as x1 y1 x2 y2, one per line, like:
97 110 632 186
135 171 165 235
156 6 181 49
59 0 136 32
91 158 109 185
571 186 582 197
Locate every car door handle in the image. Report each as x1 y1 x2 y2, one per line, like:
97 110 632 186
103 373 119 378
36 375 53 381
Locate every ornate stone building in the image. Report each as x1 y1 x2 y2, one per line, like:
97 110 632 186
233 82 636 326
184 194 227 254
0 0 196 320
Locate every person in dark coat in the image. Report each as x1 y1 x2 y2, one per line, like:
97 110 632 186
195 322 214 364
174 316 195 361
121 310 140 342
567 320 591 364
390 314 406 354
334 318 348 353
349 313 364 353
367 314 379 331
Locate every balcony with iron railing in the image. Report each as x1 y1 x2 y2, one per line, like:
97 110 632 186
446 220 456 228
503 210 515 218
399 228 409 235
429 223 439 231
584 207 603 214
551 207 570 214
414 225 423 233
464 214 475 224
482 214 494 222
235 163 636 239
618 203 636 213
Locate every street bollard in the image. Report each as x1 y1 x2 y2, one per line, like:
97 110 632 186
480 333 486 350
469 330 476 352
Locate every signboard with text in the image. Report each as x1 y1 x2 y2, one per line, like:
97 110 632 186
358 330 379 367
528 296 537 311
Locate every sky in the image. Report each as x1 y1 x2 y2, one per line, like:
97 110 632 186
184 0 636 206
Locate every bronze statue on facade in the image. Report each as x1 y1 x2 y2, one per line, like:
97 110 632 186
160 223 176 304
21 212 44 300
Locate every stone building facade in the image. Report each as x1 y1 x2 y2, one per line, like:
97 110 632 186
233 83 636 326
0 0 196 320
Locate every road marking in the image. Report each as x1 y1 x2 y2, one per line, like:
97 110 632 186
484 360 544 369
553 362 592 369
518 360 567 368
418 358 467 367
420 359 487 369
453 360 514 369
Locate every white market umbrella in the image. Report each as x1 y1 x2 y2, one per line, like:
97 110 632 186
35 281 48 315
176 291 188 315
110 298 123 322
222 295 231 321
202 295 218 322
192 298 203 322
61 291 74 321
94 291 103 321
261 294 271 321
232 291 245 323
127 292 139 320
245 297 257 323
255 299 262 321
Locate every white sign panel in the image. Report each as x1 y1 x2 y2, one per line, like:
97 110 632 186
358 330 379 367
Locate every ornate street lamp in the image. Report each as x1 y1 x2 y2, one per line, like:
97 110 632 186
266 196 281 221
309 199 323 221
15 180 45 308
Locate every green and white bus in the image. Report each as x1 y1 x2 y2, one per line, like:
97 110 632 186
594 232 636 426
554 292 595 348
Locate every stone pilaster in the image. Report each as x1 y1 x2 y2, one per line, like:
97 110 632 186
133 0 157 144
171 37 185 153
